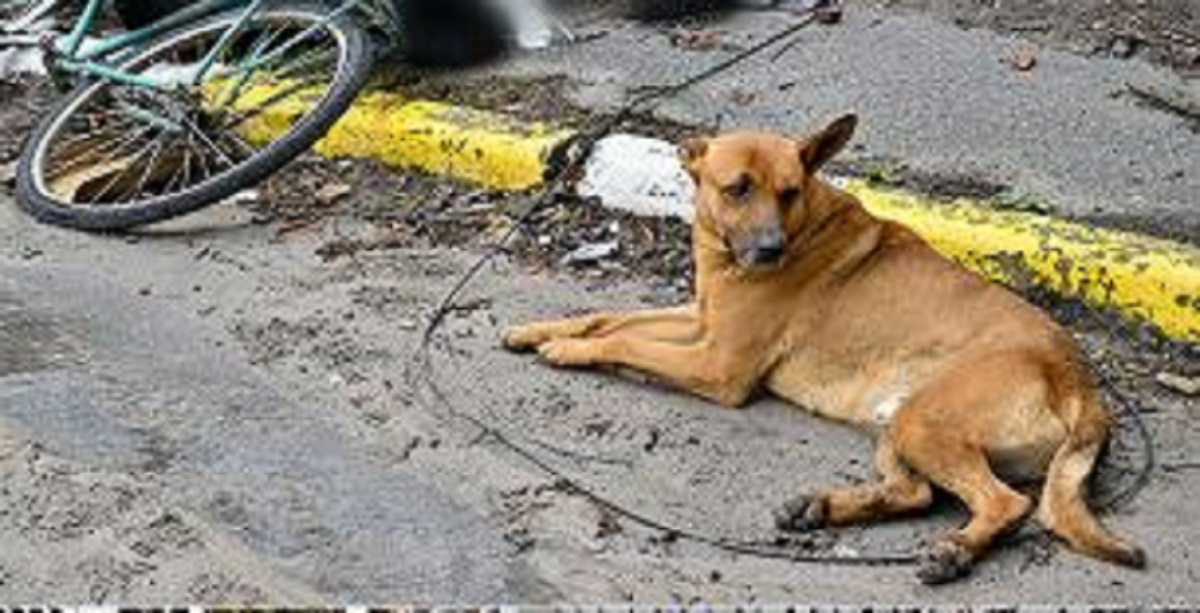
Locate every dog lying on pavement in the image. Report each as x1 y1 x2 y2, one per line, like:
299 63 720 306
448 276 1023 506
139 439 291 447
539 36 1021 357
502 115 1145 583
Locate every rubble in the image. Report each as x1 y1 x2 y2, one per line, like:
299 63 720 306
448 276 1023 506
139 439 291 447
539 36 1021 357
1156 372 1200 397
562 240 620 266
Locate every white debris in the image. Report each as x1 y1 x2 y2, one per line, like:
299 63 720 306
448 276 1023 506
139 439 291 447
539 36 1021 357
0 13 52 77
562 240 619 266
0 422 27 462
0 14 103 78
139 59 210 88
315 182 353 205
0 42 45 77
831 544 861 558
0 161 16 185
1156 372 1200 397
227 189 260 205
578 134 695 221
489 0 564 49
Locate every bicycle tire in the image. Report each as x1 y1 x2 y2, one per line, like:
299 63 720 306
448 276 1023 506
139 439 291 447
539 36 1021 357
16 2 374 231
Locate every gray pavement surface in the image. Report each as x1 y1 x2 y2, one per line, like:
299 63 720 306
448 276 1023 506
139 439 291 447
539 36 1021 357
0 192 1197 603
2 2 1200 604
0 203 550 603
448 5 1200 244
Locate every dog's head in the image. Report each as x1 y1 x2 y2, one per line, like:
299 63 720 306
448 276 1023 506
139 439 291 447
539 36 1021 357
682 114 858 270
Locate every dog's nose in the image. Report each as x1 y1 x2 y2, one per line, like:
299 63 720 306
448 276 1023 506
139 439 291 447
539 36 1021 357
747 231 786 265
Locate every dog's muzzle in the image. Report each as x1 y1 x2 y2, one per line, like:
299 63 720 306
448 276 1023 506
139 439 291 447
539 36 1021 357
742 228 786 267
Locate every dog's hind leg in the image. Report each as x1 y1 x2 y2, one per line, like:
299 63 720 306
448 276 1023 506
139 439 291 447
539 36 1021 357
503 305 698 351
1035 392 1145 568
892 404 1033 584
775 434 933 532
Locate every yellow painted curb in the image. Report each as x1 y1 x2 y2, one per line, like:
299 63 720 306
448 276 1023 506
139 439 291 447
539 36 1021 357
845 180 1200 343
227 82 1199 343
230 86 574 191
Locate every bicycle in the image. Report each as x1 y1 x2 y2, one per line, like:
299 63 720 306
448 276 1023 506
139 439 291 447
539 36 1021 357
4 0 394 230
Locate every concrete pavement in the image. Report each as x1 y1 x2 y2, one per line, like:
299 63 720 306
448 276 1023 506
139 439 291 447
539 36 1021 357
0 198 541 603
453 5 1200 243
1 190 1197 603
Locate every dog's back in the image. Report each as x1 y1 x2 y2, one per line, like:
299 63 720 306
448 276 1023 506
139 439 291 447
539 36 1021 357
758 180 1144 577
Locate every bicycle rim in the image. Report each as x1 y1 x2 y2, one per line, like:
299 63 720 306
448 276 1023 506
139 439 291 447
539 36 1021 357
21 4 368 228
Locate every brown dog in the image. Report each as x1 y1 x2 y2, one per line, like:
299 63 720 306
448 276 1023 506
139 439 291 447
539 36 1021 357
502 115 1145 583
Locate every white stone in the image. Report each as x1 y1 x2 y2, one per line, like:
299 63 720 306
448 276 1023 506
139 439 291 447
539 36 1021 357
0 44 45 77
578 134 696 221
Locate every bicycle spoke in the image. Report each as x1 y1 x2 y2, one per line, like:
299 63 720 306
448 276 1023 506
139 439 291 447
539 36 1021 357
51 119 134 153
212 26 334 115
221 76 327 131
48 124 155 182
179 132 199 189
122 136 173 203
215 22 292 108
85 136 163 204
192 132 214 183
48 100 151 174
24 3 363 220
159 143 188 195
220 17 331 80
179 112 237 168
272 45 336 82
5 0 59 33
216 128 257 158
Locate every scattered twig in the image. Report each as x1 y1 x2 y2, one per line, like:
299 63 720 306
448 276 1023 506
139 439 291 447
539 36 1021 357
1161 462 1200 474
1124 82 1200 125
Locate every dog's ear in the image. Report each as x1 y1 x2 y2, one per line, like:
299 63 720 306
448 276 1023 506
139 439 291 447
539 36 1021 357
800 114 857 171
680 138 709 177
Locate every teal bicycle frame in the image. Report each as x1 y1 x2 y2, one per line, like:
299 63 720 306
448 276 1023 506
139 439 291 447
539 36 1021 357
48 0 371 90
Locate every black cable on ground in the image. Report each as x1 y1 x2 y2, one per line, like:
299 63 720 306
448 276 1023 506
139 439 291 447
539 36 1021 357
404 6 1155 568
1092 365 1156 512
422 9 823 343
407 7 920 567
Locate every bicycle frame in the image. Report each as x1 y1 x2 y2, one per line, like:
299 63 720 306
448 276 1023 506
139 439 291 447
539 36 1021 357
46 0 374 90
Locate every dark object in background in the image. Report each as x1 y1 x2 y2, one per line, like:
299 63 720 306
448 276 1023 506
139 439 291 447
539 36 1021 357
111 0 509 67
113 0 195 28
112 0 737 68
398 0 738 64
624 0 731 19
394 0 510 67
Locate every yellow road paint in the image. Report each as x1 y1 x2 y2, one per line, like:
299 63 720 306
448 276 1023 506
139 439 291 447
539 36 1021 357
845 180 1200 343
226 82 1199 342
234 85 572 191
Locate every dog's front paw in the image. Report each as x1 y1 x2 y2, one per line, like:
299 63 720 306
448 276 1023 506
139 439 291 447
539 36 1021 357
537 338 601 367
774 494 828 533
502 323 552 352
916 539 974 585
537 338 597 367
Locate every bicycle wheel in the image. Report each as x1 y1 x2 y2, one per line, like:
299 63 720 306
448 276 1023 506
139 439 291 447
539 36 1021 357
17 2 374 231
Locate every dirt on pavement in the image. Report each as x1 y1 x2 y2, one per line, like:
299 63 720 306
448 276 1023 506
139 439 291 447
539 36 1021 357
4 170 1197 602
876 0 1200 76
3 65 1200 602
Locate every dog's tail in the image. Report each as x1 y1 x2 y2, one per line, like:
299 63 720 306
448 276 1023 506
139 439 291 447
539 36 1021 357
1035 386 1146 568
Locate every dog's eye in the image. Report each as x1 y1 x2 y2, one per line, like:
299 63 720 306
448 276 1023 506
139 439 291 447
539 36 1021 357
723 176 753 202
779 187 801 206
